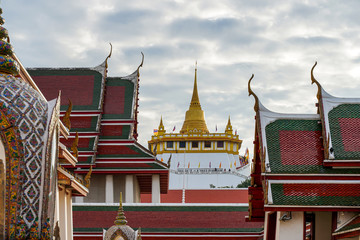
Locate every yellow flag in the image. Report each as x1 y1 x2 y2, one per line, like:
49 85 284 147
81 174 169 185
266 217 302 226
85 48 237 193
198 162 200 168
230 162 232 168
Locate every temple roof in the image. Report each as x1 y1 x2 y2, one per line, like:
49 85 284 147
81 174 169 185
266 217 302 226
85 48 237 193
29 55 169 194
247 64 360 220
180 66 209 134
73 204 263 238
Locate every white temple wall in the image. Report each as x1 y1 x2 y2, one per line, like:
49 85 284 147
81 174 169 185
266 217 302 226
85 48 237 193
84 174 105 203
275 211 304 240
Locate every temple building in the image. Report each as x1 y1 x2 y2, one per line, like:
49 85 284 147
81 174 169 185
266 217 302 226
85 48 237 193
247 63 360 240
148 66 249 190
30 52 169 205
0 8 88 240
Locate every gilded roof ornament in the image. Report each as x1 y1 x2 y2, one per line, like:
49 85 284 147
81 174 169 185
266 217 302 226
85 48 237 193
311 62 322 100
248 74 259 112
104 43 113 70
62 99 72 130
71 132 79 159
136 52 144 77
114 192 128 225
84 165 92 189
0 8 19 75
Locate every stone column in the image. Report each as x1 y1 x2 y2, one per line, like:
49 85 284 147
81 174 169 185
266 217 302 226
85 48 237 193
105 174 114 203
125 175 134 203
152 174 160 203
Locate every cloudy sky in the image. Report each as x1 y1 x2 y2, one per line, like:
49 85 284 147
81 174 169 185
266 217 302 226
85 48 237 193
3 0 360 157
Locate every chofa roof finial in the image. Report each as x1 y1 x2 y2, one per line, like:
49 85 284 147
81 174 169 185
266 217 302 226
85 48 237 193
104 43 113 70
311 61 322 100
248 74 259 112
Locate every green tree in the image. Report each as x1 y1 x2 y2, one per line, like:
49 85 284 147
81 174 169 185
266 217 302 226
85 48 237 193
236 178 251 188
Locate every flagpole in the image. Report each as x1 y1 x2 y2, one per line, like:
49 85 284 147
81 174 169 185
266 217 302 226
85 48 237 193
182 146 186 204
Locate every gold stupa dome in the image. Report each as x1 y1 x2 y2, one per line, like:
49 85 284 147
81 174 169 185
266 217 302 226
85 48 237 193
180 64 209 134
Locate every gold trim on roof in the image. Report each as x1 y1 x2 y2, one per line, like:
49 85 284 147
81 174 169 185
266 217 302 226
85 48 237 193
62 99 72 130
84 165 92 189
71 132 79 159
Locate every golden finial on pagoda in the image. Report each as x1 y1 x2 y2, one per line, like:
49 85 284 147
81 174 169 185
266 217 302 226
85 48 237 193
71 132 79 159
114 192 128 225
225 116 233 134
248 74 260 112
158 116 166 135
62 99 72 130
180 63 209 134
0 8 19 75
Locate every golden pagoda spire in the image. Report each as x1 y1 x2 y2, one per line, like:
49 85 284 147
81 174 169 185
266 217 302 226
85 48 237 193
225 116 233 135
190 61 201 109
180 63 209 134
114 192 127 225
158 116 165 136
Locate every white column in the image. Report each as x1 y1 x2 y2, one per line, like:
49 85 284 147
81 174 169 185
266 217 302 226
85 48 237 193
74 196 83 203
125 175 134 203
152 174 161 203
105 175 114 203
66 190 73 240
54 186 60 226
58 187 67 240
315 212 332 240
